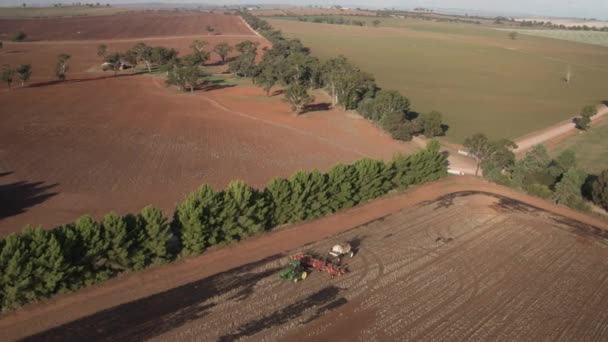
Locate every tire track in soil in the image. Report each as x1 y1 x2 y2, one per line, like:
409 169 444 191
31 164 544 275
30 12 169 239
381 216 513 338
469 236 581 341
356 214 506 338
408 223 546 341
554 268 608 340
420 221 566 341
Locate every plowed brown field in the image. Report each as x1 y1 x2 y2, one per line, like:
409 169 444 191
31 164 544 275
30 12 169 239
0 12 416 234
0 76 413 234
5 177 608 341
0 12 253 41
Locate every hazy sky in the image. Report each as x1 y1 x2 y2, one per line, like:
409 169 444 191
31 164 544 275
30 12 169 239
12 0 608 20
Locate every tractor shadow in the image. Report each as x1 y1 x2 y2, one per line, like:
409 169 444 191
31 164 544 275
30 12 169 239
24 254 284 342
218 285 347 341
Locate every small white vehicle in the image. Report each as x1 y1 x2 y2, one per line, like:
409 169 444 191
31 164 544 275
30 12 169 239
329 243 355 258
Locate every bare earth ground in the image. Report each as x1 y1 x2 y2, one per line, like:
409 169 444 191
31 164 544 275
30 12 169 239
0 12 253 41
0 12 417 233
0 76 413 234
2 176 608 341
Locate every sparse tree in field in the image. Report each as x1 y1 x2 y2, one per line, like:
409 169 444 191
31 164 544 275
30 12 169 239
16 64 32 87
283 83 314 114
11 31 26 42
372 19 381 27
96 44 107 60
213 42 233 64
464 133 517 176
206 25 215 35
166 60 200 93
131 42 153 72
229 40 260 77
508 31 518 40
254 61 278 96
592 169 608 211
1 64 15 90
55 53 71 81
190 40 210 64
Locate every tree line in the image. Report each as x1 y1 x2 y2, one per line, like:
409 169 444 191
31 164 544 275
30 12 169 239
0 143 447 311
464 110 608 212
234 12 447 141
296 16 369 27
96 40 234 92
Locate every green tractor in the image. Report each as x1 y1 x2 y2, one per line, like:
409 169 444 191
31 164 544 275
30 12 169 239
279 260 308 282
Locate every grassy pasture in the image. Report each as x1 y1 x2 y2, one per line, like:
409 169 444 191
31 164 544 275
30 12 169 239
509 29 608 48
550 120 608 174
269 18 608 143
0 6 131 18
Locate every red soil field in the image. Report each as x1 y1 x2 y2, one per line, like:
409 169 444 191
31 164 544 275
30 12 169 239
0 12 254 41
2 177 608 340
0 75 414 234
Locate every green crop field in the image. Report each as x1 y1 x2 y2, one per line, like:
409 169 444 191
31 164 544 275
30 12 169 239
550 120 608 175
511 29 608 48
0 6 131 18
268 17 608 143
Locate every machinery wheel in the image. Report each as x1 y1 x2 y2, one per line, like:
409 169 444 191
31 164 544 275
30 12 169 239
349 251 354 258
301 271 308 280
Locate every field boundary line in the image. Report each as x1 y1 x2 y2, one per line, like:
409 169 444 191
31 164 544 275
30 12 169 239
239 14 262 37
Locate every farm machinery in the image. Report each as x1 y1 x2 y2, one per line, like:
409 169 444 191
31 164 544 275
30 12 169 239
279 243 354 282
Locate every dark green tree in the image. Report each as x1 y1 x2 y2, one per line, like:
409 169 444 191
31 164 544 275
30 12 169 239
102 213 133 272
266 178 294 226
553 168 588 210
217 180 270 243
137 206 172 266
420 110 444 137
174 185 222 256
592 170 608 211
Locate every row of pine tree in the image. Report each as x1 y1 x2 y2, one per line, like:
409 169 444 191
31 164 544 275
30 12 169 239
0 143 446 311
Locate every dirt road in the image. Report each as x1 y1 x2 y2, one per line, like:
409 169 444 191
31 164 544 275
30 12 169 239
1 176 607 340
514 103 608 153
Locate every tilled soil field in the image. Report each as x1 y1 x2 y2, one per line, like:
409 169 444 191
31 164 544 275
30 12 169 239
0 76 412 234
21 191 608 341
0 12 253 41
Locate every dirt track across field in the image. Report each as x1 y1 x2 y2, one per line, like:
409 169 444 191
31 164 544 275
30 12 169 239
514 103 608 153
2 176 607 341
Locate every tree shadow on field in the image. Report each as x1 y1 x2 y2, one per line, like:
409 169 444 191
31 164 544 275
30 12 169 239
28 72 146 88
205 56 237 67
218 285 347 341
0 173 58 220
271 89 284 96
23 254 284 342
420 191 608 242
303 102 331 113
